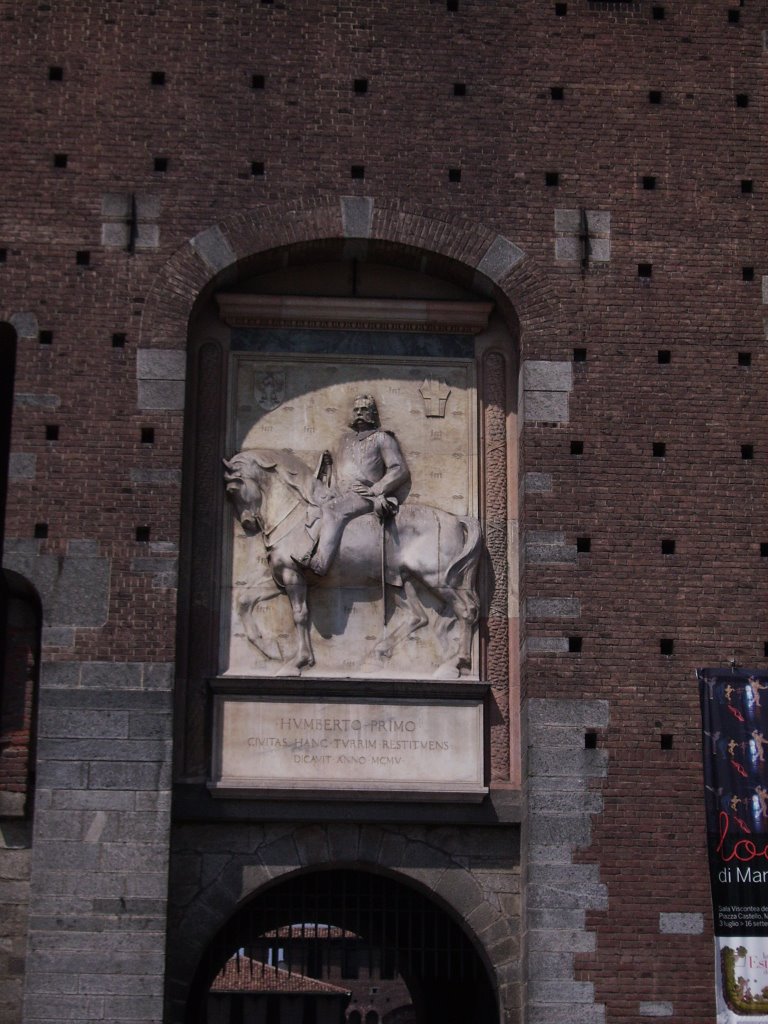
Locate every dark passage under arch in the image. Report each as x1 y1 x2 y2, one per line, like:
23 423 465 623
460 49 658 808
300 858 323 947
187 869 499 1024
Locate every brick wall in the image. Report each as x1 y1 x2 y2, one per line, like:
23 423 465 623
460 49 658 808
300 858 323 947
2 2 766 1022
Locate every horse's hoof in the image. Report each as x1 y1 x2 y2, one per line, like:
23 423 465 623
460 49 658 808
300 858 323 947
276 661 302 677
433 661 461 680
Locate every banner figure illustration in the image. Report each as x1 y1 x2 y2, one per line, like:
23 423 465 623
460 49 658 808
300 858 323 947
700 668 768 1021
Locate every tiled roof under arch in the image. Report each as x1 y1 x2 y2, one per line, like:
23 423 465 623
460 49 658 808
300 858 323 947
210 955 352 996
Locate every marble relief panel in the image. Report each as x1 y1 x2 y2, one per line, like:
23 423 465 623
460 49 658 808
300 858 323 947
222 352 480 680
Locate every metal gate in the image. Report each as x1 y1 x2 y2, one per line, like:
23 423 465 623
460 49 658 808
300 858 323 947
188 869 498 1024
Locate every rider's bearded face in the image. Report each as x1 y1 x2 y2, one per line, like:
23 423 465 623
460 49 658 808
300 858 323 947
350 398 378 430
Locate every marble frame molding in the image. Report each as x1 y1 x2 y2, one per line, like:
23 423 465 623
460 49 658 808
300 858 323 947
177 289 518 797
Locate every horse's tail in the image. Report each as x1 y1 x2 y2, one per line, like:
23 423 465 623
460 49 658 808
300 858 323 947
445 516 483 590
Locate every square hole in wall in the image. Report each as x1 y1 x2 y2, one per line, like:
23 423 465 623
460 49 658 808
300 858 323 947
53 153 67 168
354 78 368 94
550 86 564 100
652 5 665 20
251 74 265 89
45 424 59 441
576 536 591 553
648 90 662 104
112 332 126 348
135 526 151 542
584 732 597 749
38 330 53 345
657 349 671 363
764 641 768 657
738 351 752 366
660 638 674 656
251 161 265 176
351 165 365 179
76 250 90 266
573 347 587 362
736 93 749 108
448 168 462 182
568 636 583 653
48 65 63 81
33 522 48 539
555 2 567 14
661 538 676 554
141 427 155 444
742 444 754 460
660 733 673 749
0 249 7 263
545 171 559 186
453 82 466 96
761 542 768 557
741 179 753 194
642 175 656 190
653 442 666 457
151 71 166 85
728 9 740 23
743 266 754 281
638 263 652 278
153 157 168 172
447 0 459 9
570 440 584 455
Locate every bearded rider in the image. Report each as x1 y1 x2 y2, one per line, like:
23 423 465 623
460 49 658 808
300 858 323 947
295 394 411 576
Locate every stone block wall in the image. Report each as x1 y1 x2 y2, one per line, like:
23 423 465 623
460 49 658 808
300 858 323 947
20 665 172 1024
0 822 32 1024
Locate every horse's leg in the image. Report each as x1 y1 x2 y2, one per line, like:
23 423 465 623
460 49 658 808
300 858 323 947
237 593 265 653
374 578 429 659
276 568 315 674
430 586 479 678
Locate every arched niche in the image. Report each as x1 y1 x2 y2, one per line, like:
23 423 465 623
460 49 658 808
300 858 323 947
0 569 42 817
173 240 521 795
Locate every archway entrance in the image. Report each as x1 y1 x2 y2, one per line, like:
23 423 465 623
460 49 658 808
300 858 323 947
187 869 498 1024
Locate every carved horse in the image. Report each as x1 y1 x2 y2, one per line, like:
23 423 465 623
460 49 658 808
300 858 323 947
223 449 482 678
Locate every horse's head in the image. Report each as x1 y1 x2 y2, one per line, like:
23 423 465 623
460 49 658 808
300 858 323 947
223 454 262 533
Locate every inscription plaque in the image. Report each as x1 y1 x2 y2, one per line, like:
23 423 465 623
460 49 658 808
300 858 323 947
210 695 487 801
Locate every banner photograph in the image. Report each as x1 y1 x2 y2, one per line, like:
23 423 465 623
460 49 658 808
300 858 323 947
700 668 768 1021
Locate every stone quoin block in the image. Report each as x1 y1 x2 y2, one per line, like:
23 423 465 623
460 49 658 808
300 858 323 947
526 597 580 619
9 311 38 338
659 912 704 934
190 224 236 274
521 360 573 424
639 1003 674 1017
476 234 525 283
524 472 553 494
7 453 36 480
341 195 374 238
2 545 110 627
136 348 186 410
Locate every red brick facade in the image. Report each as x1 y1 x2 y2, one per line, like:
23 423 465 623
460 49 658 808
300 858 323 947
2 3 766 1023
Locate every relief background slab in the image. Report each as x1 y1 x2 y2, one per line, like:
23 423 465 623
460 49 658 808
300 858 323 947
223 348 478 680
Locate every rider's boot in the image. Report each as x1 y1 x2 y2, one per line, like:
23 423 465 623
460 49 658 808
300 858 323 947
306 516 347 576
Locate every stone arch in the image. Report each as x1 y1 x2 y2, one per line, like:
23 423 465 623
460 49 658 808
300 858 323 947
164 198 564 784
138 195 561 353
167 823 518 1024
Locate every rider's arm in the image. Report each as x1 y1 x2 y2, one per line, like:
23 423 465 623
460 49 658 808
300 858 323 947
370 433 411 496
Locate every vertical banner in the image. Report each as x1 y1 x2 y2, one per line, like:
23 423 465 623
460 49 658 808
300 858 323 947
699 668 768 1022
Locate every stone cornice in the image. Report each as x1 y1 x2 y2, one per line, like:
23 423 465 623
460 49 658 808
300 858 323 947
215 294 493 334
